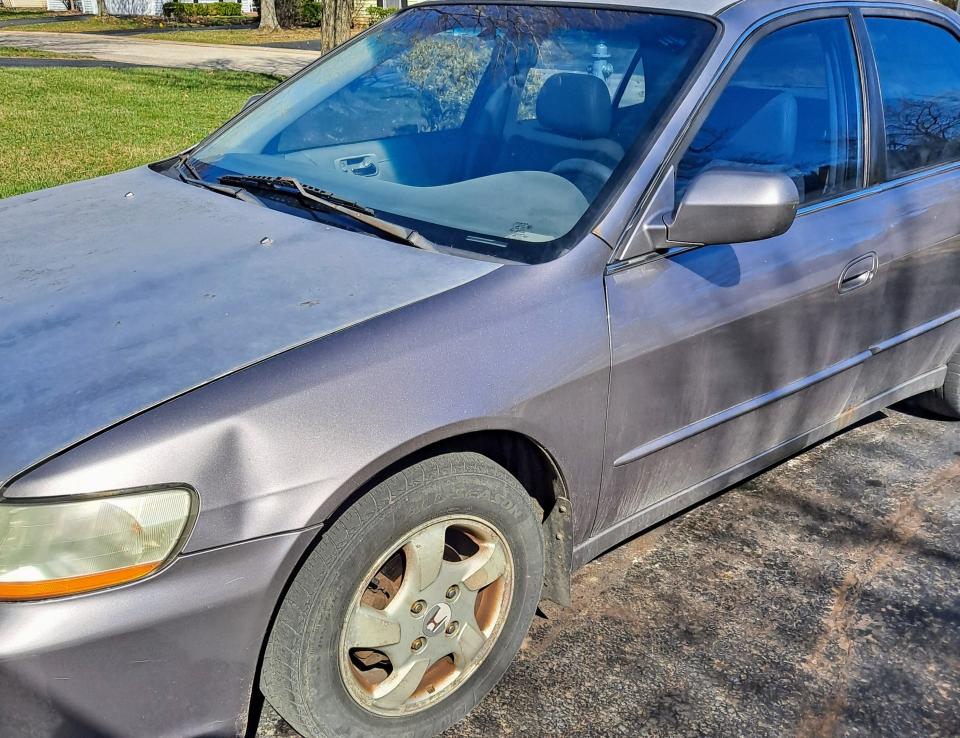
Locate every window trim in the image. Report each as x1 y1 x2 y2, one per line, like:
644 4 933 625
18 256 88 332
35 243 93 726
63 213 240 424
860 8 960 184
850 8 884 188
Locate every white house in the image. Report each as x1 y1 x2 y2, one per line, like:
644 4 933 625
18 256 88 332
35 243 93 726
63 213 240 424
4 0 50 8
45 0 98 11
44 0 254 15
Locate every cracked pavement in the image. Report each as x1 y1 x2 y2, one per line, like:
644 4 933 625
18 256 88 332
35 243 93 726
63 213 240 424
257 402 960 737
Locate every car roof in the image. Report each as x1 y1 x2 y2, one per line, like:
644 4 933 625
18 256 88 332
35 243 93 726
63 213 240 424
496 0 954 19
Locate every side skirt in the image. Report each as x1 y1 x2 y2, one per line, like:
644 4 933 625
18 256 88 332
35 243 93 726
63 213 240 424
572 365 947 568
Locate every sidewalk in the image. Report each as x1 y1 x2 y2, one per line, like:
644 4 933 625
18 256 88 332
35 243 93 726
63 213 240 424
0 30 316 76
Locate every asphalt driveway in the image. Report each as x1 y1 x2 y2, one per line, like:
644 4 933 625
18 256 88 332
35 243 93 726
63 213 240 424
257 403 960 737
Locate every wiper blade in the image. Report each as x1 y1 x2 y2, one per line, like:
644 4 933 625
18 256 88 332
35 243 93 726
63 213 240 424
220 174 369 211
218 174 440 252
178 151 201 180
176 156 264 207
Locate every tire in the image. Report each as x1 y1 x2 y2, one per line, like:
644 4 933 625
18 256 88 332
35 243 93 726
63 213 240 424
261 452 545 738
917 352 960 419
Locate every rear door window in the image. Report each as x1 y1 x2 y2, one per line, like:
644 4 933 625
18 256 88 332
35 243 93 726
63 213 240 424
865 16 960 178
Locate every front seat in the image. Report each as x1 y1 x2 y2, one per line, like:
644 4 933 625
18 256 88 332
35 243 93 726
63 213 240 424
694 87 805 200
495 72 624 198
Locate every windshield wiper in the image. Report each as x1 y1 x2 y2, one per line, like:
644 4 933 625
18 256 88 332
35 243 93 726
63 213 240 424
175 154 264 206
218 174 440 252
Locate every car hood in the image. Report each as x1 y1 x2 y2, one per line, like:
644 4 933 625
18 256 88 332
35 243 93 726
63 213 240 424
0 167 500 485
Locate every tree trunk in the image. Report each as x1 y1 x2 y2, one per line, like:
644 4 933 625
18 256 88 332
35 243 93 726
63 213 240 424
321 0 352 51
259 0 280 31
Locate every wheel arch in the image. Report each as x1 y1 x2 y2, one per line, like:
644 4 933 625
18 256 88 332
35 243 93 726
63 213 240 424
322 428 575 607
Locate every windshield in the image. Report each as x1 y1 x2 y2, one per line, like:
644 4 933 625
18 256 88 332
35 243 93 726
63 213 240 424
189 4 715 263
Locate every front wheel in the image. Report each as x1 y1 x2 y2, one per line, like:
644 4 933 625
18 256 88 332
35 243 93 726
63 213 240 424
261 452 545 738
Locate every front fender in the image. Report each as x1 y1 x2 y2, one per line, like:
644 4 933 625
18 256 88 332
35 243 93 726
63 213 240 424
4 237 612 552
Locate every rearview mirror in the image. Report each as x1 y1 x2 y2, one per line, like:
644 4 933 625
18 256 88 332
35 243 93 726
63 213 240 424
242 93 265 111
666 169 800 246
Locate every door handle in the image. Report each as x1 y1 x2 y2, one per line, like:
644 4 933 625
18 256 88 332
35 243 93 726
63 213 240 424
335 154 379 177
838 252 878 294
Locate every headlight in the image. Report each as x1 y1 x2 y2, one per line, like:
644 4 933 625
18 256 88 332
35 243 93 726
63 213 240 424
0 487 194 601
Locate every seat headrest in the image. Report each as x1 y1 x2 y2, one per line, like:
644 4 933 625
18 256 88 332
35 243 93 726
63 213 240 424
536 72 612 140
722 88 799 163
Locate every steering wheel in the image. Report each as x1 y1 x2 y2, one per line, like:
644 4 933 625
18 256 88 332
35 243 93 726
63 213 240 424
549 158 614 199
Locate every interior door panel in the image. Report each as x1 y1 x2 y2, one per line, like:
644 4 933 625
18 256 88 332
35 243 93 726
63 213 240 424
283 129 470 187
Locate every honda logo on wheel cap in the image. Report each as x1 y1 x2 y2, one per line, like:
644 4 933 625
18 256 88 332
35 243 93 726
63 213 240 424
422 603 452 637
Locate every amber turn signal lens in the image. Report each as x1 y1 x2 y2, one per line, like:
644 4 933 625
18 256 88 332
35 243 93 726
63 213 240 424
0 562 161 600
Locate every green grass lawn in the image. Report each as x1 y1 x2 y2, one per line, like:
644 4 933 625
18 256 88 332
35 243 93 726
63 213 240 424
15 16 171 32
14 15 259 34
0 45 87 58
138 27 322 45
10 14 334 46
0 9 60 19
9 14 352 46
0 66 277 199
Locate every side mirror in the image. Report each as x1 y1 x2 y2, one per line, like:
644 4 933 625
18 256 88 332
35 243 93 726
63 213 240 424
242 93 265 111
666 169 800 246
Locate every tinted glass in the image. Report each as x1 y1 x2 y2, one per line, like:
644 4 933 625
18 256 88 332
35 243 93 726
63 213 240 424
517 35 644 120
189 5 715 264
677 18 862 205
867 17 960 177
617 60 646 108
289 29 497 146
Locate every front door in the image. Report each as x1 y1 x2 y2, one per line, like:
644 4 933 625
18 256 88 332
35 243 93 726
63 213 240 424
595 12 884 535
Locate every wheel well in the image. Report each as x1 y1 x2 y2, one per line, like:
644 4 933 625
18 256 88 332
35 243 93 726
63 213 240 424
284 430 574 611
419 431 566 520
352 431 574 607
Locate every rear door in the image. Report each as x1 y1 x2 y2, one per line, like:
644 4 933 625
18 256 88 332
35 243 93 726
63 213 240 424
848 9 960 404
594 11 885 535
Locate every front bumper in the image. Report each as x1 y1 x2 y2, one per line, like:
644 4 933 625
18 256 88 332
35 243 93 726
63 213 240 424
0 527 317 738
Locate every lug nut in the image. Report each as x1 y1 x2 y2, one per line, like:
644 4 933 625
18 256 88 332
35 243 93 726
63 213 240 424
411 637 426 651
411 600 426 615
445 585 459 600
445 621 459 636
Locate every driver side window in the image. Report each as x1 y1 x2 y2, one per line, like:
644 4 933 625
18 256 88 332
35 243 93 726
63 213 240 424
676 17 863 206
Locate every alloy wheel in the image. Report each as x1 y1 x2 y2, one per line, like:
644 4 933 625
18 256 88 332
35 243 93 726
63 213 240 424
339 515 514 716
